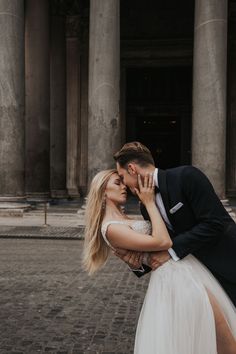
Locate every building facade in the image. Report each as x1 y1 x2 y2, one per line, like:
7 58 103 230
0 0 236 201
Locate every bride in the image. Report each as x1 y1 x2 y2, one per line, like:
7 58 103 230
83 169 236 354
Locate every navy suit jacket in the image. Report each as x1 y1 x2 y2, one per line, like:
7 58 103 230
140 165 236 306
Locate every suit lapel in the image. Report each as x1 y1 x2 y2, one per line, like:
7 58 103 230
158 169 175 227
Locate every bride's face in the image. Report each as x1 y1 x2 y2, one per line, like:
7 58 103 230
105 173 127 205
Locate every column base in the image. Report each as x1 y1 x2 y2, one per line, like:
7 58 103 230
67 188 80 199
51 189 68 199
0 197 31 217
26 192 50 201
0 196 26 202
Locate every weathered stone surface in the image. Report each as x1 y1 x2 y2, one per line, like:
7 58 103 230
0 203 31 217
25 0 50 195
192 0 228 198
0 0 25 196
0 226 83 238
0 239 149 353
88 0 120 182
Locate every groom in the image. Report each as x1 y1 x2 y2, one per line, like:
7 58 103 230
113 141 236 306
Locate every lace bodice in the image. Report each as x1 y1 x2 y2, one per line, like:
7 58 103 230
101 220 152 251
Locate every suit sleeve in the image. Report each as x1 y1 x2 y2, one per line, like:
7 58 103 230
172 166 225 259
140 202 150 221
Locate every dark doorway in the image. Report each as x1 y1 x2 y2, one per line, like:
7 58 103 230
126 67 192 169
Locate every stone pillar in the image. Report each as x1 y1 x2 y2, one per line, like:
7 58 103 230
50 15 67 198
0 0 25 199
25 0 50 197
226 4 236 196
192 0 228 198
78 15 89 195
88 0 120 181
66 16 81 197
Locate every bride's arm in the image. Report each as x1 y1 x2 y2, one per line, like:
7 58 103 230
107 223 171 252
107 174 173 252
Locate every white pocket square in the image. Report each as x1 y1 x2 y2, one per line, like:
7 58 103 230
169 202 184 214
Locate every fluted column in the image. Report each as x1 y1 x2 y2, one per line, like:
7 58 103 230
25 0 50 196
192 0 228 198
0 0 25 198
88 0 120 181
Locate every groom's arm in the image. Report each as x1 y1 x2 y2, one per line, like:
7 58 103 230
114 248 144 269
114 248 152 277
172 166 226 259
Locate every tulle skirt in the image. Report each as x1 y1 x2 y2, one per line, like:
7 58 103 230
134 255 236 354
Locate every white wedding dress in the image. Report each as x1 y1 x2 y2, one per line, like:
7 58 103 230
101 220 236 354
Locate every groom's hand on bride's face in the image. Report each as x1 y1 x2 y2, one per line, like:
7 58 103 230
148 251 170 270
114 249 143 269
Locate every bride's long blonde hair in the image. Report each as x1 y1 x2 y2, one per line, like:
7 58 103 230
83 169 117 275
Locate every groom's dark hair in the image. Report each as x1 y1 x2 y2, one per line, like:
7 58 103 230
113 141 154 168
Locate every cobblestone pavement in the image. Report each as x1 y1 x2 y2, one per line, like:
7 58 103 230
0 239 150 354
0 226 84 239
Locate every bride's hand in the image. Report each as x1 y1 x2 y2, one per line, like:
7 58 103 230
134 173 155 206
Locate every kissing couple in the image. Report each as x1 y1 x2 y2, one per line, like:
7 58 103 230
83 141 236 354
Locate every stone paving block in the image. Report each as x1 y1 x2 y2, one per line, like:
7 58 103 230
0 239 150 354
0 226 84 239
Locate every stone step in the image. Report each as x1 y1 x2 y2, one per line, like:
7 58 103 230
0 209 24 217
0 202 31 217
221 199 231 207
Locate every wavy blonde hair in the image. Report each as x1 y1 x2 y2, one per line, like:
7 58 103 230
83 169 117 275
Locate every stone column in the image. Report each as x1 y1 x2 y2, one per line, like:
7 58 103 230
0 0 25 199
88 0 120 181
50 15 67 198
78 15 89 195
25 0 50 197
192 0 228 198
66 16 81 197
226 3 236 196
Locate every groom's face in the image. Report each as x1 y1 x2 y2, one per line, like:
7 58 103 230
116 162 138 194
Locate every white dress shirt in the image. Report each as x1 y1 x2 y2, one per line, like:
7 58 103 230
153 168 180 261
